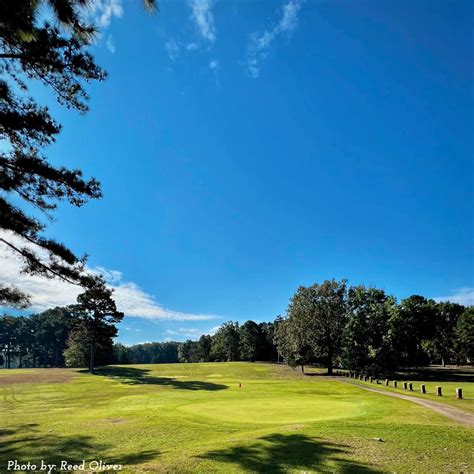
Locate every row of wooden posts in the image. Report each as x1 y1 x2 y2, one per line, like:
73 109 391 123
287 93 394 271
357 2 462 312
335 370 463 399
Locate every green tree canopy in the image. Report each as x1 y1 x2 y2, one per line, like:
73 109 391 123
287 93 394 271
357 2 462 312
75 275 123 372
455 306 474 362
0 315 19 368
390 295 437 367
342 286 397 374
277 279 349 375
239 320 260 362
211 322 240 362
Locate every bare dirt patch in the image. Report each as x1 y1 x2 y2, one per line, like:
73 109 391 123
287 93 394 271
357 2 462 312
0 369 76 385
103 418 128 424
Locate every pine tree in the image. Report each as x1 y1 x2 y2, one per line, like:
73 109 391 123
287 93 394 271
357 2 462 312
75 275 123 372
0 0 155 307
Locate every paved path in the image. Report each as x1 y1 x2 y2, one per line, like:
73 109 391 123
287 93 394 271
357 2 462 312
334 378 474 427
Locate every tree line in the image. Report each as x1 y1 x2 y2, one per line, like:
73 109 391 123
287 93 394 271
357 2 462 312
0 306 116 370
274 279 473 375
0 312 278 368
0 305 182 368
1 279 472 373
174 321 278 363
0 275 123 372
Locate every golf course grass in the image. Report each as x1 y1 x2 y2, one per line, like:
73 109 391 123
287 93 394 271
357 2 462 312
0 362 473 473
340 373 474 414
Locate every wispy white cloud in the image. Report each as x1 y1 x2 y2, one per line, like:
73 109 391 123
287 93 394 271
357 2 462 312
166 327 202 339
165 38 180 61
434 288 474 306
245 0 303 79
88 0 123 29
0 231 219 321
162 2 217 70
208 325 220 335
188 0 216 44
105 35 115 53
186 42 199 51
165 325 221 340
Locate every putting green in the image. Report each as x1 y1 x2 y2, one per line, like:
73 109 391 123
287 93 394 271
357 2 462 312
179 395 366 424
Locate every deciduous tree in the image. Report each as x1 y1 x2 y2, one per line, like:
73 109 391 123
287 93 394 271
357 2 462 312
284 279 348 375
211 322 240 362
390 295 437 367
239 320 260 362
342 286 397 374
455 307 474 363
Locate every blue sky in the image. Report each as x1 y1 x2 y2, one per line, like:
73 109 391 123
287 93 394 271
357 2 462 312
2 0 473 345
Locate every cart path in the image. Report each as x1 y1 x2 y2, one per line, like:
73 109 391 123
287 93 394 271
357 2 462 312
333 377 474 427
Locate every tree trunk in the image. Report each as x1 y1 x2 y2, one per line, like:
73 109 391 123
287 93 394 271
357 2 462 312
442 358 446 367
327 354 333 375
89 341 95 373
301 364 305 375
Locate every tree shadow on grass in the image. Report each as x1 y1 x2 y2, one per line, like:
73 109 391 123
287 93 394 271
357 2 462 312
199 433 383 473
0 423 160 471
91 366 228 391
397 367 474 383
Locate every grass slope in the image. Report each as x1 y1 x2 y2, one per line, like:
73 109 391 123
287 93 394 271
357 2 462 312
0 362 473 473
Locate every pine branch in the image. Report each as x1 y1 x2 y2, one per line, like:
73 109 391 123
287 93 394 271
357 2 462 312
0 237 80 286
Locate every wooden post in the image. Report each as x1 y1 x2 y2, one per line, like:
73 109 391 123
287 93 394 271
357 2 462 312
456 388 463 399
403 382 407 390
393 381 397 388
436 386 442 396
385 379 389 386
408 382 413 391
421 384 426 394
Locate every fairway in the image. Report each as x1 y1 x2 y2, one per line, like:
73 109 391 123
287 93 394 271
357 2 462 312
1 362 473 473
